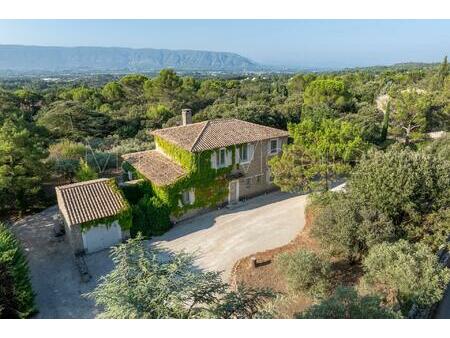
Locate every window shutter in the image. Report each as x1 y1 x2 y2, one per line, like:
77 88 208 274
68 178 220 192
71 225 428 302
277 138 281 153
189 190 195 205
235 146 240 164
248 143 254 161
211 151 217 169
227 149 232 166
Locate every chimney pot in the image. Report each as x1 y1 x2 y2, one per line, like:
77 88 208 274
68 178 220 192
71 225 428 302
181 109 192 126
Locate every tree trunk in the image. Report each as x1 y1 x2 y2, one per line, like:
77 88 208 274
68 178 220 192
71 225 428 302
380 108 390 142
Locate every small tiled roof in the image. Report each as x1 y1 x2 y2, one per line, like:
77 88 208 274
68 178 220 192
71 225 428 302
151 118 289 152
56 178 126 227
122 150 186 186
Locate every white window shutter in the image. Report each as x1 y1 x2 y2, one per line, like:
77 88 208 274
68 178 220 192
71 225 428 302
211 151 217 169
227 149 232 166
248 143 254 161
235 146 240 164
189 190 195 205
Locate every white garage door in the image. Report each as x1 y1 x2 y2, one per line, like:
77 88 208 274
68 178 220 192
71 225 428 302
82 221 122 254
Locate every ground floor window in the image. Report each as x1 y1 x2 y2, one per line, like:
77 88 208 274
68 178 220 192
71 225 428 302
181 189 195 205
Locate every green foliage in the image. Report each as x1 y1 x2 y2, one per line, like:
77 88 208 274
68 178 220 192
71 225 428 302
312 146 450 261
390 90 431 143
37 101 112 140
270 118 367 192
0 224 35 318
74 158 98 182
348 146 450 239
360 240 450 315
139 136 233 217
131 195 171 237
276 249 331 299
312 192 396 262
303 79 352 113
87 235 275 319
101 82 125 102
297 286 401 319
0 118 48 212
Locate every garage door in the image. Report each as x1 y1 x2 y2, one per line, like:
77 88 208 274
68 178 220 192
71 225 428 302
82 222 122 254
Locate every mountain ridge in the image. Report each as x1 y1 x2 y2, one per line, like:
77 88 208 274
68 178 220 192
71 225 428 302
0 44 265 73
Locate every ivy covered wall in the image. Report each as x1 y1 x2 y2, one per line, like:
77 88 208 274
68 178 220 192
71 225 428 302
152 136 236 216
121 137 237 236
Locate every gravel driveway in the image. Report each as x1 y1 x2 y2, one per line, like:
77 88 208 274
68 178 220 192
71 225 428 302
12 191 307 318
150 191 308 279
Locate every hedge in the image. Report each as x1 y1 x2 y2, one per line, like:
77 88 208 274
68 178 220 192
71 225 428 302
0 224 35 318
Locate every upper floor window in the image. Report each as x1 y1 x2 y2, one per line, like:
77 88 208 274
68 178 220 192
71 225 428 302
269 139 279 154
240 143 249 163
217 148 227 168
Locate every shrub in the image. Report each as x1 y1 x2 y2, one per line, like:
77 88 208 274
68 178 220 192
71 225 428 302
276 249 331 299
296 286 401 319
74 158 98 182
360 240 450 315
348 146 450 235
312 192 396 262
0 224 35 318
312 147 450 261
131 195 172 237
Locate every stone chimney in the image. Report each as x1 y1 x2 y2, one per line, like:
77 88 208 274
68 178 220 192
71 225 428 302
181 109 192 126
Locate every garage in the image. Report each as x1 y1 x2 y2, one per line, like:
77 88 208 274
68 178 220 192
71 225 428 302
82 221 123 254
55 178 130 255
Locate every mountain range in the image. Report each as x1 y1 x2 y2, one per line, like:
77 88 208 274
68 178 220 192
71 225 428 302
0 45 265 73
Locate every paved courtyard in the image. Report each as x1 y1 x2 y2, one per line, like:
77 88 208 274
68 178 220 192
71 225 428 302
13 191 308 318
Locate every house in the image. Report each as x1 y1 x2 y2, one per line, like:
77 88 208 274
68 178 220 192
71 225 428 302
56 178 131 255
121 109 289 220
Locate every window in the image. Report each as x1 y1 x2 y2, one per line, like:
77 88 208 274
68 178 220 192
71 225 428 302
269 139 278 154
216 148 227 168
256 175 262 184
240 143 249 163
181 189 195 205
246 177 252 186
181 191 190 205
267 169 274 183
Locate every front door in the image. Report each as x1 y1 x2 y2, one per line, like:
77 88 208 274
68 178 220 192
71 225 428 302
228 180 239 204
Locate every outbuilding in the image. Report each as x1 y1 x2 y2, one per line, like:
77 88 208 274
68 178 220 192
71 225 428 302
56 178 131 255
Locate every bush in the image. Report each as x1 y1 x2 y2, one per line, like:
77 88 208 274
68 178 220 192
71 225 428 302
312 192 396 262
74 158 98 182
0 224 35 318
348 146 450 235
275 249 331 299
360 240 450 315
296 286 401 319
312 147 450 261
131 195 172 237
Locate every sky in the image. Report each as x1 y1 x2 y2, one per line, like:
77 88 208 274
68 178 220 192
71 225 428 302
0 20 449 69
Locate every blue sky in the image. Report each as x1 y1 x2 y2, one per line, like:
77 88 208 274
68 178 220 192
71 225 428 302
0 20 449 68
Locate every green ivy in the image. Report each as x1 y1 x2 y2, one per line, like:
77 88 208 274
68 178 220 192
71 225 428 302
151 136 236 216
79 179 132 232
122 137 236 227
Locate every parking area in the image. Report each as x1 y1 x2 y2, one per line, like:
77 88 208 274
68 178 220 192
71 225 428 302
12 191 307 318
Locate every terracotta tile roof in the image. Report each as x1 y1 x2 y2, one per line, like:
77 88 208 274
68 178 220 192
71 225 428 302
56 178 126 227
121 150 186 186
151 118 289 152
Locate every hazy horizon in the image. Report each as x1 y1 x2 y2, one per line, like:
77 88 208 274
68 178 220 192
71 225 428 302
0 20 449 69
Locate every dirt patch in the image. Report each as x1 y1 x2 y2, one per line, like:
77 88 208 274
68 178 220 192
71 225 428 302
230 203 362 318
